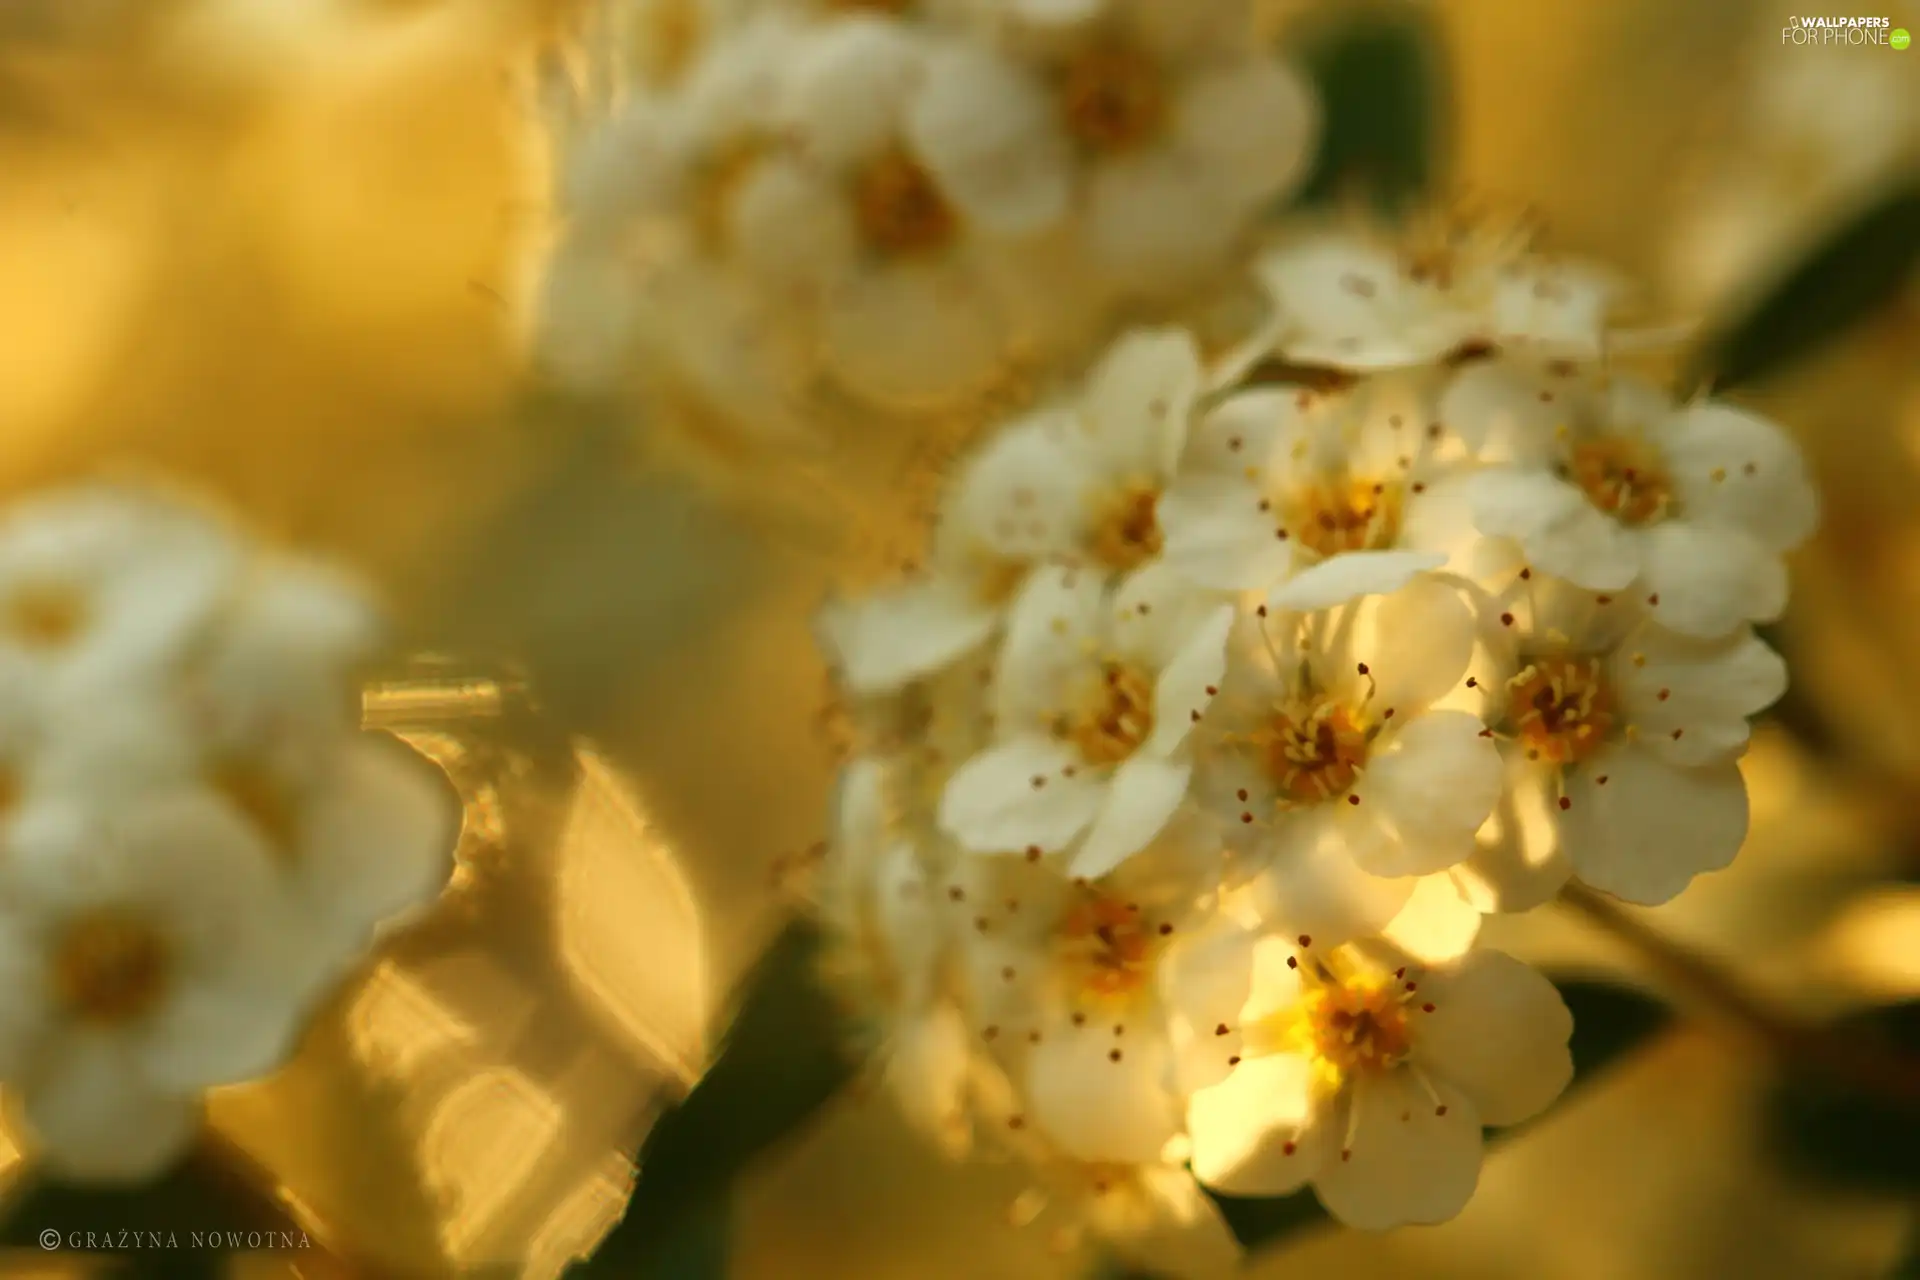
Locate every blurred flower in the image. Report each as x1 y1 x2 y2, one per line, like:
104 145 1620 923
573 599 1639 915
0 483 456 1181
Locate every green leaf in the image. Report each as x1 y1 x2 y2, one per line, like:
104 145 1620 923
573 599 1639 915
1765 1000 1920 1194
1288 9 1450 216
570 918 857 1275
1688 180 1920 394
0 1137 301 1279
1205 978 1673 1253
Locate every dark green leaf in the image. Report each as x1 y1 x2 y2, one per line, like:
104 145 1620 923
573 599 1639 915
1689 180 1920 394
570 919 857 1275
0 1137 303 1279
1765 1000 1920 1194
1206 978 1673 1253
1288 10 1450 215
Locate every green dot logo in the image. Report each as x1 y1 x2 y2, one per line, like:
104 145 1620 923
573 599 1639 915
1893 27 1912 49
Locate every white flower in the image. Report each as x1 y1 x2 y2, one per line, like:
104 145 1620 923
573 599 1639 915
1158 373 1483 592
817 327 1203 696
0 790 319 1182
939 562 1232 879
817 757 979 1155
1187 938 1573 1230
1455 580 1786 909
950 821 1256 1167
1442 361 1819 638
907 0 1317 296
1193 553 1503 940
1256 216 1622 371
0 485 241 709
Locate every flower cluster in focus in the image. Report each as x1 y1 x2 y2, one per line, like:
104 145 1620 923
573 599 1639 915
809 222 1818 1254
0 485 454 1183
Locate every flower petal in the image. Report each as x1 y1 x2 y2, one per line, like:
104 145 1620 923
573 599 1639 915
1245 813 1415 945
820 262 1005 411
940 736 1104 854
994 565 1106 730
1360 576 1478 713
1347 711 1504 877
1266 549 1446 614
1187 1053 1330 1195
1313 1069 1482 1230
23 1035 201 1184
1657 402 1818 554
1451 750 1574 912
1414 950 1572 1127
944 411 1099 565
1464 468 1640 591
1158 474 1294 591
906 43 1073 235
1379 873 1482 964
885 1002 976 1158
1172 58 1318 208
1560 743 1747 905
1081 328 1203 477
1024 1021 1182 1164
1161 916 1260 1093
816 576 999 696
1070 755 1192 879
1142 603 1234 757
1639 520 1787 639
1613 624 1786 767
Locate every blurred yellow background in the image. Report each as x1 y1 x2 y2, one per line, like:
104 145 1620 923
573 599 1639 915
0 0 1916 1276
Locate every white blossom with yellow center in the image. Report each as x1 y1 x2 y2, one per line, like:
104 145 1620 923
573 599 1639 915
1441 359 1819 639
1187 938 1572 1230
949 820 1256 1168
1454 579 1787 910
905 0 1318 298
1158 371 1485 592
1254 215 1623 372
0 791 319 1183
1193 552 1503 942
818 328 1203 698
938 561 1231 879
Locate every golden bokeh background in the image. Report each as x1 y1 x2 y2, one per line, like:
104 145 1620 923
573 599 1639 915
0 0 1916 1275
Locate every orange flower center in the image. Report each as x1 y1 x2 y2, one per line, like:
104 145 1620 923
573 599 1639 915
1060 662 1156 767
1255 698 1371 803
852 147 958 258
7 582 88 649
1088 482 1164 572
1562 435 1674 526
54 912 171 1024
1057 46 1167 153
1504 655 1615 765
1058 894 1160 999
1287 478 1403 559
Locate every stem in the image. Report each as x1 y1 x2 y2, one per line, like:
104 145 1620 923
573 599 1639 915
1558 883 1920 1102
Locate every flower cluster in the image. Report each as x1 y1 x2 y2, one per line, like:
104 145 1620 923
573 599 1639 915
542 0 1319 421
810 224 1816 1252
0 485 453 1183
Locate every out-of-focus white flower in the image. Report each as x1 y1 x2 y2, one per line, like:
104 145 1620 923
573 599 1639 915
939 562 1232 879
907 0 1318 298
1457 579 1786 910
951 820 1254 1165
817 327 1203 695
0 792 319 1183
1193 553 1503 940
1257 215 1622 371
817 757 979 1154
0 483 457 1182
0 485 240 709
1441 360 1819 638
1187 938 1572 1230
1158 373 1483 591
